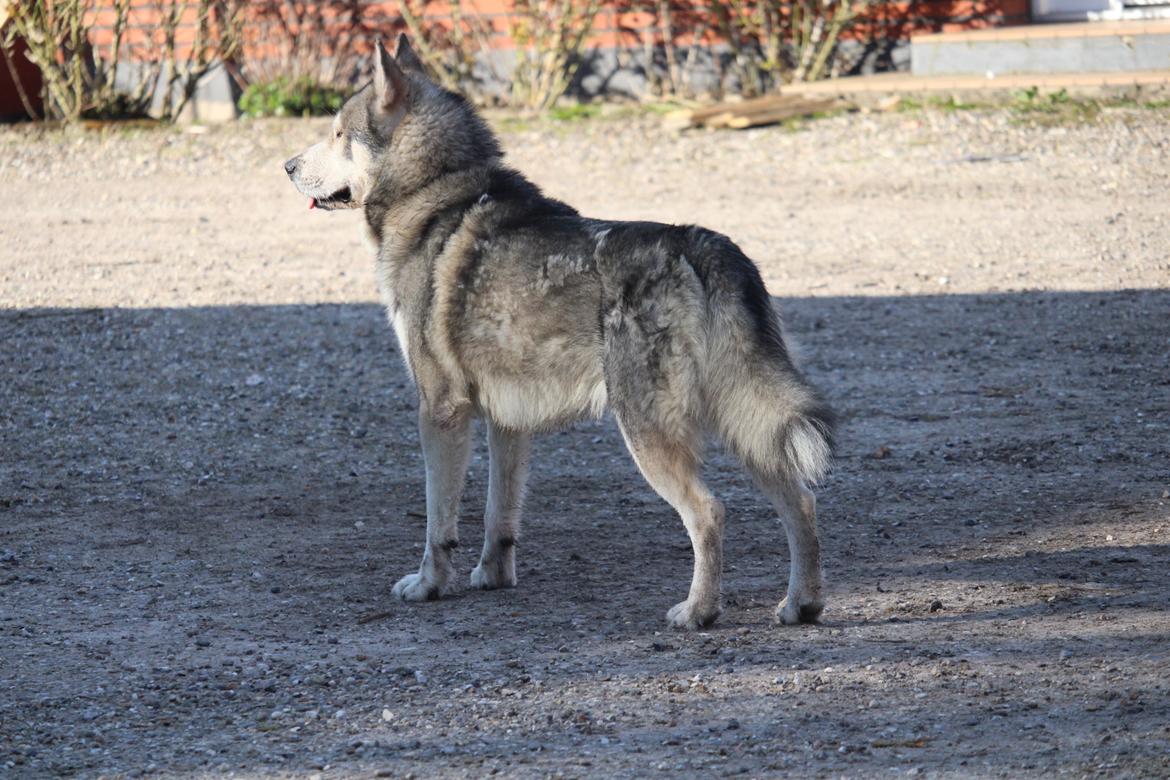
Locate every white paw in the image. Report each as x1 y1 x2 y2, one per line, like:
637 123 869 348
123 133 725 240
776 593 824 625
469 560 516 590
392 572 446 602
666 599 721 630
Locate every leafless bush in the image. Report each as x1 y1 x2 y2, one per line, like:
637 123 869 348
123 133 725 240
2 0 145 120
632 1 716 100
239 1 373 91
509 0 604 111
708 0 874 94
1 0 244 121
156 0 246 120
398 0 501 103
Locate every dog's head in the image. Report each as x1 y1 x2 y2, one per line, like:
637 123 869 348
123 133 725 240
283 34 500 212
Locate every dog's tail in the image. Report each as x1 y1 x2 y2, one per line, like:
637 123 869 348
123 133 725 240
686 229 836 486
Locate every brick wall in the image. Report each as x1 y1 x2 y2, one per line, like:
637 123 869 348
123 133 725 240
79 0 1032 62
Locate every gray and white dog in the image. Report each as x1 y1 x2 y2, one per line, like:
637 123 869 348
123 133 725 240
284 35 835 629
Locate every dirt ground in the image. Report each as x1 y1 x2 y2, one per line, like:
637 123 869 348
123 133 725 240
2 106 1169 779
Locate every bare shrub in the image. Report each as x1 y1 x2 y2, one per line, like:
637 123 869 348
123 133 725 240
398 0 501 103
509 0 604 111
707 0 876 93
1 0 244 121
240 1 375 92
155 0 247 120
621 0 689 99
2 0 146 120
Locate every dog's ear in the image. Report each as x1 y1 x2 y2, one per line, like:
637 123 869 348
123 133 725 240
373 38 409 112
394 32 426 75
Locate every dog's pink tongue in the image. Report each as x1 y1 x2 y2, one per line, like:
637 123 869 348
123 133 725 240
309 198 317 210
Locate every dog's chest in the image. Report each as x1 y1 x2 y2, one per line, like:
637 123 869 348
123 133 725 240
374 257 417 373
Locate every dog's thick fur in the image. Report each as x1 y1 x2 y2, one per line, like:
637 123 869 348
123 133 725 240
285 36 835 629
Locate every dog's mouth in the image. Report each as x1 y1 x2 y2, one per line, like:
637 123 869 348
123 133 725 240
309 186 354 211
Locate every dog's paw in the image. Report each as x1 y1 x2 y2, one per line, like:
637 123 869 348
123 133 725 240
776 593 824 625
392 572 446 602
666 599 721 631
469 559 516 590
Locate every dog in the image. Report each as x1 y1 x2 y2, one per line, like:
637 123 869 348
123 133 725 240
284 34 835 629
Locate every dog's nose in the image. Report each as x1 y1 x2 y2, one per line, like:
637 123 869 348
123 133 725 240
283 157 300 178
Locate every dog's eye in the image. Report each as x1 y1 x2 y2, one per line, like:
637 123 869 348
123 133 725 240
334 130 343 140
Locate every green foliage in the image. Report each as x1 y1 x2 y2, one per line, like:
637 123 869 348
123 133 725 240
897 95 978 112
1009 86 1101 126
548 103 603 122
1012 86 1066 110
238 78 350 118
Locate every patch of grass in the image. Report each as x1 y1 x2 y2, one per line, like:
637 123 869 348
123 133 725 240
896 96 924 112
238 77 350 119
491 100 687 134
548 103 603 122
490 114 537 134
1140 98 1170 109
897 95 981 113
1008 87 1103 126
925 95 980 111
638 101 687 115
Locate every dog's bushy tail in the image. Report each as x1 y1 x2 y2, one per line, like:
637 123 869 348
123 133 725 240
686 230 836 486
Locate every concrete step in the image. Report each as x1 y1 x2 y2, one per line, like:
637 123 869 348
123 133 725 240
911 20 1170 76
784 68 1170 98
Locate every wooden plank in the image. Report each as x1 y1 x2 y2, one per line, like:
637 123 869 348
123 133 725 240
723 99 840 129
666 93 844 130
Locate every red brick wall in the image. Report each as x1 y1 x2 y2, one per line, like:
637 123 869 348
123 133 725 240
79 0 1031 61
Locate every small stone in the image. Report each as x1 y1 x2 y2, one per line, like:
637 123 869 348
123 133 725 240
929 599 944 612
245 373 264 386
381 708 394 722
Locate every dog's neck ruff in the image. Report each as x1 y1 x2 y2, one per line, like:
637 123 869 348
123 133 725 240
363 163 499 248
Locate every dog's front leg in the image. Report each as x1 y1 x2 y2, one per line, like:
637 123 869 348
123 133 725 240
392 403 472 601
470 421 531 590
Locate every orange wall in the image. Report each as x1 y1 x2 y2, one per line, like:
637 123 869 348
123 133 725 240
82 0 1031 61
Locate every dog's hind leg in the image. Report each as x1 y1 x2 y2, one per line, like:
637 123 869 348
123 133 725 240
470 421 531 590
618 424 725 630
392 404 472 601
752 471 824 624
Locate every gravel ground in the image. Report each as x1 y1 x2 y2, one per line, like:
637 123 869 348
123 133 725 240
1 107 1169 779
